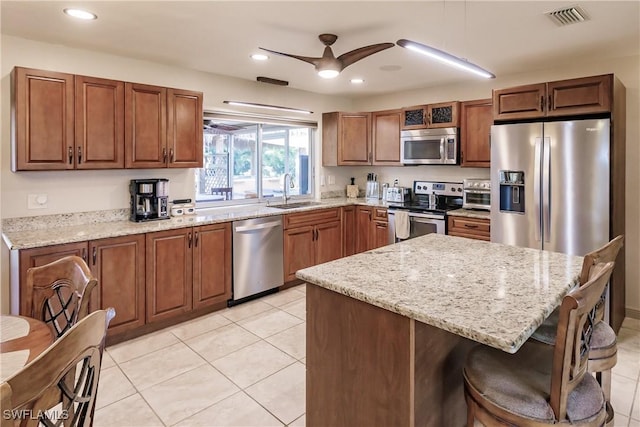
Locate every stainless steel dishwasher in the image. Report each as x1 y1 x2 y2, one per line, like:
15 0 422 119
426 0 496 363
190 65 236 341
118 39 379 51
231 215 284 304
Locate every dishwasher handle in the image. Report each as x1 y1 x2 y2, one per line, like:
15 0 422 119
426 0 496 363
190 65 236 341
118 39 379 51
234 220 281 233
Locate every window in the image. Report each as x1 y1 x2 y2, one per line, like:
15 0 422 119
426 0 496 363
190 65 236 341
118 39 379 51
196 114 315 206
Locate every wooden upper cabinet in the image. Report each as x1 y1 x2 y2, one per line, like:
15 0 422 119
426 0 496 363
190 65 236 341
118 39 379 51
493 75 613 120
460 99 492 168
125 83 167 168
401 106 428 130
427 101 459 128
546 75 612 117
372 109 401 166
12 67 75 171
322 112 371 166
167 88 203 168
75 76 125 169
493 83 546 120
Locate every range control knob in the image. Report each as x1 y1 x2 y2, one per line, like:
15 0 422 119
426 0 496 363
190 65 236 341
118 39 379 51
457 187 462 192
417 185 422 190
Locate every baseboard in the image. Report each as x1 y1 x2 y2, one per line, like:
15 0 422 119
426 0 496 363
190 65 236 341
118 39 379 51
625 307 640 320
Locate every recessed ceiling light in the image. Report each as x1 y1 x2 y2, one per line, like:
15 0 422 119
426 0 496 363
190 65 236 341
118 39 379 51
350 78 365 84
63 8 97 20
251 54 269 61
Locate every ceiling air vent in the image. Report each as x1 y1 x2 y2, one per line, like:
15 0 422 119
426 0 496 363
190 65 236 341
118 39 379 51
546 5 590 26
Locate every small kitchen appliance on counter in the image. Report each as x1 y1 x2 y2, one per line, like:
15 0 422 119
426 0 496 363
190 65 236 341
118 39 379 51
462 178 491 210
130 179 170 222
385 186 411 204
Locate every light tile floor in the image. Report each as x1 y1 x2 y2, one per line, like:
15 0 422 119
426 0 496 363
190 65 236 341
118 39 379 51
95 284 640 427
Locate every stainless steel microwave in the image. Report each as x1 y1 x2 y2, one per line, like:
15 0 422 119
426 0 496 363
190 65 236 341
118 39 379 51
400 128 458 165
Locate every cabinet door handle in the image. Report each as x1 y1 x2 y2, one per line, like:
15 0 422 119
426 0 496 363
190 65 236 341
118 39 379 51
194 232 199 247
464 224 479 229
188 232 192 248
78 146 82 164
163 147 168 162
315 229 319 240
540 96 544 111
92 247 97 265
68 147 73 165
548 95 553 111
82 248 87 262
170 148 175 163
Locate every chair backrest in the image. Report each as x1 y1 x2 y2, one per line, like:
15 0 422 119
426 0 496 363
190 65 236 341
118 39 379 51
549 262 614 421
26 256 98 339
579 235 624 285
0 308 114 427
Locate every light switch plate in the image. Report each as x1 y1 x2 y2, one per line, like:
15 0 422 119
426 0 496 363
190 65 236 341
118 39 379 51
27 194 48 209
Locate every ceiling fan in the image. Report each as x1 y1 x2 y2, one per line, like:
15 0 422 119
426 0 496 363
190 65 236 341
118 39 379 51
259 34 394 79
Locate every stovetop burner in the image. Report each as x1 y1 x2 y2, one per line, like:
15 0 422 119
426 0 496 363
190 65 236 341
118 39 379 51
388 181 464 215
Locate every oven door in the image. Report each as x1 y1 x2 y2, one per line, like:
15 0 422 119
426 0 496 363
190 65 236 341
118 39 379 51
388 211 445 243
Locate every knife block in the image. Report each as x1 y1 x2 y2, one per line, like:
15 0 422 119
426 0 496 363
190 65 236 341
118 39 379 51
346 185 359 198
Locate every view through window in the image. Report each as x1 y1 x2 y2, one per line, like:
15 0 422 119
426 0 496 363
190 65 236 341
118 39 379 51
196 116 315 205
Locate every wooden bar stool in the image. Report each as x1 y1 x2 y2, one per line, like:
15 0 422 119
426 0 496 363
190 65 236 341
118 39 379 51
530 235 623 424
25 256 99 339
463 262 615 426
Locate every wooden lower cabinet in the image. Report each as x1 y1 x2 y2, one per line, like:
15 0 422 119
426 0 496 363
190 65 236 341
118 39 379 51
192 223 232 310
447 216 490 241
89 235 145 336
146 224 232 323
283 208 342 282
356 206 388 253
342 206 356 257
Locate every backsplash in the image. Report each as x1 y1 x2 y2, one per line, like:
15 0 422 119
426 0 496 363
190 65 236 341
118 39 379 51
2 209 129 232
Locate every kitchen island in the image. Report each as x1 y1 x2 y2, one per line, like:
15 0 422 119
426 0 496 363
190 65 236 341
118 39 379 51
296 233 583 427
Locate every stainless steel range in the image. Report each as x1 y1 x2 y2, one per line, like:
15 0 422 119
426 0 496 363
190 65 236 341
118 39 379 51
387 181 463 243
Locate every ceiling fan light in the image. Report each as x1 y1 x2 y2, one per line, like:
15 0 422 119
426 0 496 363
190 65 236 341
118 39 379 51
397 39 495 79
63 8 97 20
318 69 340 79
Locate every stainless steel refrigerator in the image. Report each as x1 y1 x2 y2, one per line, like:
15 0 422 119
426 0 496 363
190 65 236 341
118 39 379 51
490 118 610 257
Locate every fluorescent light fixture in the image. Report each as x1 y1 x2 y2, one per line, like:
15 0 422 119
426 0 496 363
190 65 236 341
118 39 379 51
63 8 97 20
396 39 495 79
223 101 312 115
250 53 269 61
350 78 364 84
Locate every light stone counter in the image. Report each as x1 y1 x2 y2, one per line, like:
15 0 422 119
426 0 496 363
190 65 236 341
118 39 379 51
2 198 392 250
447 208 491 219
296 233 583 353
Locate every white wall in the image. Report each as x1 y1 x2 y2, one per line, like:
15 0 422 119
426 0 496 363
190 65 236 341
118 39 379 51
344 54 640 317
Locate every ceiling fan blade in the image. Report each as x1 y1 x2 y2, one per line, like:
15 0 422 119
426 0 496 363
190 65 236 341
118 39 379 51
258 47 321 67
337 42 395 69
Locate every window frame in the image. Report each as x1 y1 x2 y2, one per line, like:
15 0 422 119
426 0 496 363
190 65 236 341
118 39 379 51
196 111 317 209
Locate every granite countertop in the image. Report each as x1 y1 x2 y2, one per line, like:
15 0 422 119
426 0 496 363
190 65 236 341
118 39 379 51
448 208 491 219
296 233 583 353
2 198 391 250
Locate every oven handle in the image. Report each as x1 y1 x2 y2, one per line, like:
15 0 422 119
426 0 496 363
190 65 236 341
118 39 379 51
463 189 491 194
388 210 444 221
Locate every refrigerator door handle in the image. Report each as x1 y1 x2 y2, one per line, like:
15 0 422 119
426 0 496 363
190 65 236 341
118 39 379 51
543 137 551 242
534 137 542 242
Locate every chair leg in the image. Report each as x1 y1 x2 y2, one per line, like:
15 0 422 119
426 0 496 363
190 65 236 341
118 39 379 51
599 370 614 426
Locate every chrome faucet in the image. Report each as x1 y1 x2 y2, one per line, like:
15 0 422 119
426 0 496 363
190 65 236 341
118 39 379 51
283 173 294 203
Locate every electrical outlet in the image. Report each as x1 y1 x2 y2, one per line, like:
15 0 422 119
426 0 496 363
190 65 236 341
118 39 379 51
27 194 48 209
328 175 335 185
320 175 326 186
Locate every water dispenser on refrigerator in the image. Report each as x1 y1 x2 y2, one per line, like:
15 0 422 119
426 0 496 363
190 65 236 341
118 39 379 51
499 171 525 213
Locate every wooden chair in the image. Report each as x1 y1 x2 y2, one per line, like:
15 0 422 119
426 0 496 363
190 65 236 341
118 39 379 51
26 256 99 339
0 308 115 427
463 262 615 426
529 235 623 424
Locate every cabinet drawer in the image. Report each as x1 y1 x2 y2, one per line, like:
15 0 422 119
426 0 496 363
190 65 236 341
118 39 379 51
284 208 341 229
373 207 387 221
447 216 490 241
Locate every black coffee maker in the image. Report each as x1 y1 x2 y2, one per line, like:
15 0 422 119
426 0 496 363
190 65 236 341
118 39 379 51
130 179 170 222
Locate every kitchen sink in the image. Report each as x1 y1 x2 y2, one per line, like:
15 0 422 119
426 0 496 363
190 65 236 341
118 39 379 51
270 201 323 210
